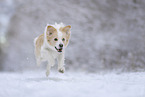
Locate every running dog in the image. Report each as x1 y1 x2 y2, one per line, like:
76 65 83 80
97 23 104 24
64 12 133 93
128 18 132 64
34 23 71 76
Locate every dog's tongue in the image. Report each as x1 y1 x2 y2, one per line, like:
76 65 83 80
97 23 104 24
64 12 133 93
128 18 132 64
58 49 62 52
59 49 62 51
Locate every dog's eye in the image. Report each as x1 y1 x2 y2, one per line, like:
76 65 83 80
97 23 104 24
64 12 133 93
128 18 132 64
62 38 65 41
49 33 52 35
54 38 58 41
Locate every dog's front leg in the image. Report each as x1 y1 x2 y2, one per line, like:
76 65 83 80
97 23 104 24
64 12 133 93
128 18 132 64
46 59 54 76
36 57 41 67
57 53 65 73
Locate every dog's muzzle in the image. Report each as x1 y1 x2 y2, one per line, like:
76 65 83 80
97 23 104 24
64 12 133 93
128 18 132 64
55 47 63 52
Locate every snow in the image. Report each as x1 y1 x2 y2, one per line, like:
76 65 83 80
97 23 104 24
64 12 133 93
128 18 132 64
0 71 145 97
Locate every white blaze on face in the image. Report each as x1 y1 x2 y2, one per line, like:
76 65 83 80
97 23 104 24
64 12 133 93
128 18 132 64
56 30 63 49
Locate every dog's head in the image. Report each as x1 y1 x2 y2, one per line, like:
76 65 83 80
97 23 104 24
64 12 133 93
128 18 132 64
45 24 71 53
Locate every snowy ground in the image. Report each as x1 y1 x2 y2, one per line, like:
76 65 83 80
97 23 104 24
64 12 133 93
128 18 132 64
0 71 145 97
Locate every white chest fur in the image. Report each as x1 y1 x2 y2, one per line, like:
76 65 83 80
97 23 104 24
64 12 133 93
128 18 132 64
40 46 58 61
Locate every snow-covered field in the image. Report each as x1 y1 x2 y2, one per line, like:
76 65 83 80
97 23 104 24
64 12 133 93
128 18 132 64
0 71 145 97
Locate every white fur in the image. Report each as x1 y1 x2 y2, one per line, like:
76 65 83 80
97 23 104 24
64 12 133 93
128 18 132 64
36 23 67 76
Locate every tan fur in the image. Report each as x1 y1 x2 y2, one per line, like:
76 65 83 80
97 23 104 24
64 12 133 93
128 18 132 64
60 25 71 46
35 34 44 57
35 26 58 57
46 26 58 46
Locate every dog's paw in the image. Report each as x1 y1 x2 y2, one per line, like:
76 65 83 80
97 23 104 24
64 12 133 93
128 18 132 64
58 67 65 73
46 71 50 77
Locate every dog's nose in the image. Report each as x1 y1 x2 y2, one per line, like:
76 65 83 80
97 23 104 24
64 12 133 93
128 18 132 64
59 44 63 47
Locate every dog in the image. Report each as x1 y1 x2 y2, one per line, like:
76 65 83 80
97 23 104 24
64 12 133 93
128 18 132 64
34 23 71 76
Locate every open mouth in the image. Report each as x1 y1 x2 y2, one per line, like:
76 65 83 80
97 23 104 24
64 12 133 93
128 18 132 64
55 47 63 52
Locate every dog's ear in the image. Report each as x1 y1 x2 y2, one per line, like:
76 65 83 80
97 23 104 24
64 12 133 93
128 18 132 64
63 25 71 34
46 26 56 36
